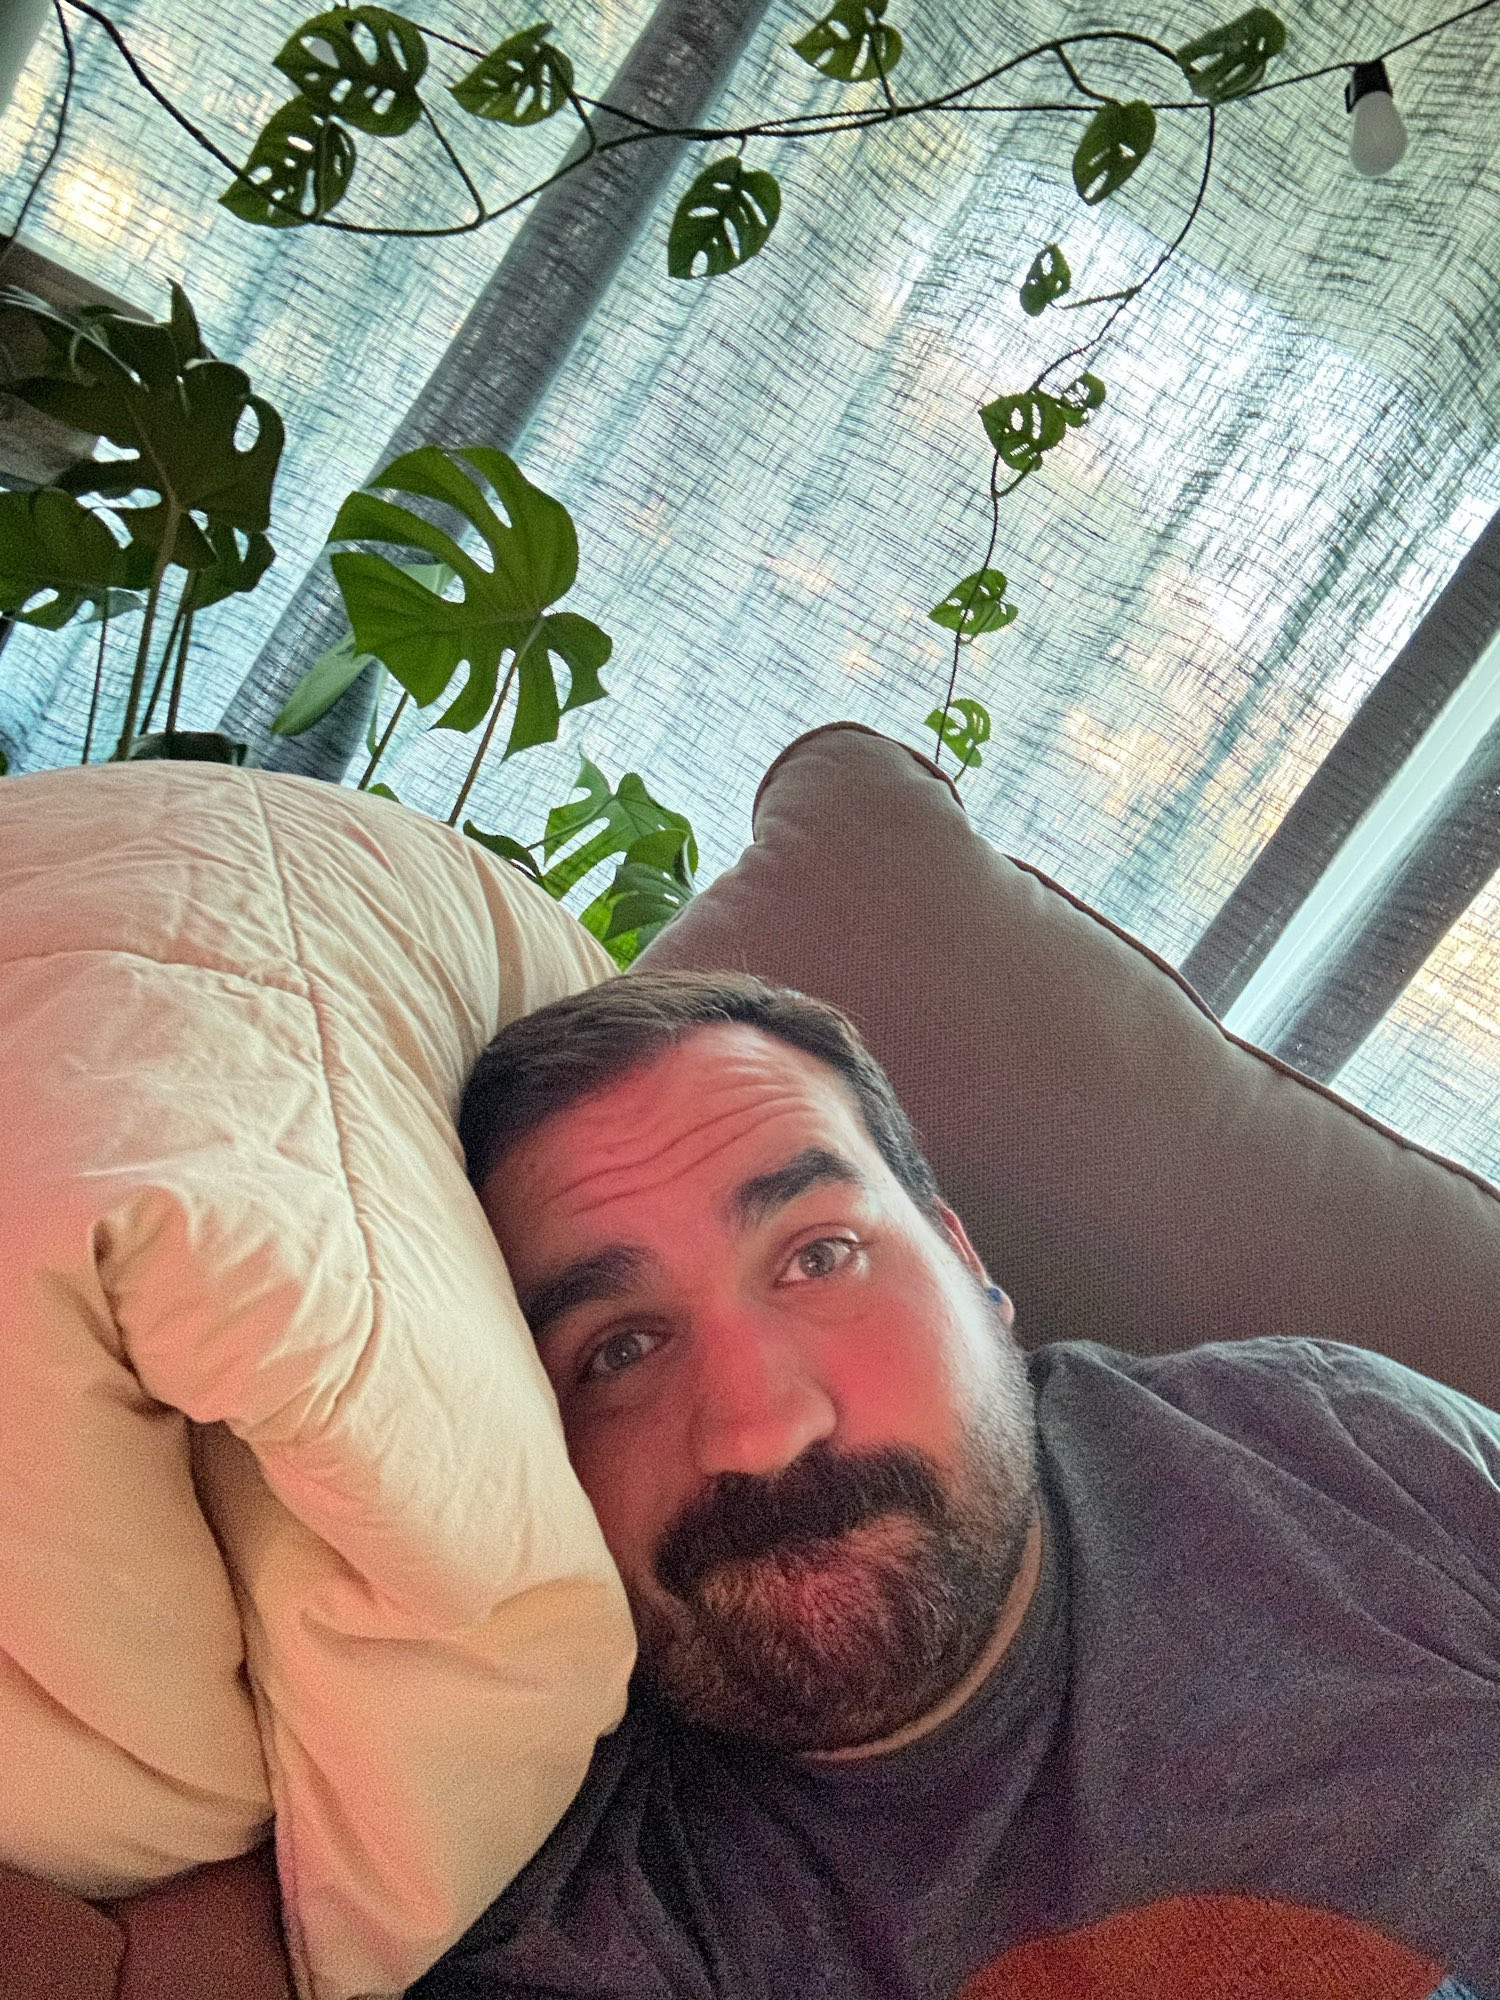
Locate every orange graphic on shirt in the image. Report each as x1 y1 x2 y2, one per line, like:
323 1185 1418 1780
959 1893 1451 2000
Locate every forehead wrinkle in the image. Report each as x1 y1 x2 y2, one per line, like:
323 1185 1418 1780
542 1080 848 1220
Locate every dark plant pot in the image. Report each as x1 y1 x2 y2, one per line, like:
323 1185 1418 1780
126 731 250 765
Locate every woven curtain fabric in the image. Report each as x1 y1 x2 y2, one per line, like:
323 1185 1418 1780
216 0 773 770
0 0 659 766
1 1 1498 1180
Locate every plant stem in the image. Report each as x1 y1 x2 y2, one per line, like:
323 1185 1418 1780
165 602 195 734
1049 44 1110 105
140 581 189 735
567 91 599 159
447 648 523 827
80 609 108 764
870 37 898 117
1036 104 1216 393
357 686 410 789
113 508 178 760
420 99 484 226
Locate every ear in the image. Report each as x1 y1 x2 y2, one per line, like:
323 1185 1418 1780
936 1204 1016 1328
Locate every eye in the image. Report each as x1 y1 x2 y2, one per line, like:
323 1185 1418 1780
782 1236 858 1284
579 1325 661 1385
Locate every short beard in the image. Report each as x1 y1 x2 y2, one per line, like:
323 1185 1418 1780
630 1348 1037 1754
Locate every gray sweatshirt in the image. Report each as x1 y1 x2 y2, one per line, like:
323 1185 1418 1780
415 1337 1500 2000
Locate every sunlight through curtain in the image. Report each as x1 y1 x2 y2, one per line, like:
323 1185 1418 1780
1 0 1497 1178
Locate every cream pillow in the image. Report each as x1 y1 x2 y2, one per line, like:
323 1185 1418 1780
0 762 635 2000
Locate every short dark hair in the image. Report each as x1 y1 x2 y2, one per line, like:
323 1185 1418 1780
459 970 944 1222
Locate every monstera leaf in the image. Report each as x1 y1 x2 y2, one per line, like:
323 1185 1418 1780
1020 243 1071 316
272 561 448 735
184 521 275 611
667 157 782 278
925 696 991 773
1072 99 1156 204
584 826 699 966
0 486 144 627
1177 8 1286 103
538 756 698 898
451 23 573 124
0 282 284 574
221 96 356 226
1052 370 1106 427
792 0 903 83
980 388 1069 474
326 445 609 752
465 763 699 967
928 568 1018 639
461 823 546 884
274 6 428 135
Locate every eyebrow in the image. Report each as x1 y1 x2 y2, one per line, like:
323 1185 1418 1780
518 1148 866 1347
520 1245 653 1346
724 1145 866 1229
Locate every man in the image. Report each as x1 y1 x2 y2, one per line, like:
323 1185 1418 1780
416 971 1500 1999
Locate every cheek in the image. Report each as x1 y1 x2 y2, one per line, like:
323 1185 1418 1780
822 1307 956 1445
823 1270 993 1449
564 1415 677 1585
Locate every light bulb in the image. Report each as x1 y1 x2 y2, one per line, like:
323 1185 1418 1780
1345 60 1409 178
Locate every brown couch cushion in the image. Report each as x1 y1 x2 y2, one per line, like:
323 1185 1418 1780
0 1864 122 2000
640 722 1500 1410
111 1848 291 2000
0 1848 290 2000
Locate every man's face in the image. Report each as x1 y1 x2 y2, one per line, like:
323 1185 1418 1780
481 1023 1038 1755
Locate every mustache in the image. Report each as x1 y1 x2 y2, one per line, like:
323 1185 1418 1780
655 1441 948 1599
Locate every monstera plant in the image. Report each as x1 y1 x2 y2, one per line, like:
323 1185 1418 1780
0 283 281 762
0 0 1340 797
268 439 699 964
3 0 1474 931
0 275 696 965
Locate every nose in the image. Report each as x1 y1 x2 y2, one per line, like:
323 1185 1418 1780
686 1307 836 1481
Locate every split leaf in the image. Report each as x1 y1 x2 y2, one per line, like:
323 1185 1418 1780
185 521 275 611
0 282 284 574
792 0 903 84
1053 370 1106 427
539 756 698 901
274 6 428 136
980 388 1069 473
220 96 356 226
326 445 608 752
583 824 699 966
928 568 1018 639
451 23 573 124
925 695 992 773
1176 8 1286 103
1019 242 1071 316
1072 98 1156 205
667 157 781 279
0 486 136 627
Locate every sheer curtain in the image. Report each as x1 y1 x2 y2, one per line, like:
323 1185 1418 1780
2 0 1497 1178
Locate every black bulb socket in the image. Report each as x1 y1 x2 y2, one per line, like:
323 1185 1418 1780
1345 59 1394 114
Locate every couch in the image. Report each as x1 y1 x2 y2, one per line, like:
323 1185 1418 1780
2 722 1496 1999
